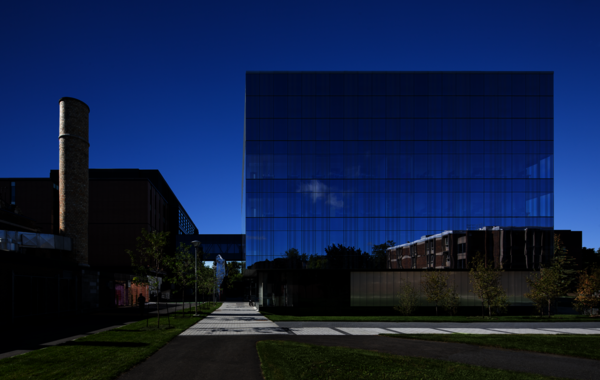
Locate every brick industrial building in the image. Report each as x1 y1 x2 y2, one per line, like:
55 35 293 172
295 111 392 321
0 168 197 321
386 227 582 270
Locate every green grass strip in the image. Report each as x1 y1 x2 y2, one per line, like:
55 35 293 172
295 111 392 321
256 340 555 380
0 302 222 380
382 334 600 361
261 313 595 323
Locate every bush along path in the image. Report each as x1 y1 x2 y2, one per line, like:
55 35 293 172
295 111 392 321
0 303 222 380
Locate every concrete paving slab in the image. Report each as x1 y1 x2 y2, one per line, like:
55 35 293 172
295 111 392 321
540 328 600 335
275 321 600 329
180 302 287 335
388 328 452 334
438 328 508 334
336 327 392 335
181 327 288 336
489 328 563 334
289 327 344 335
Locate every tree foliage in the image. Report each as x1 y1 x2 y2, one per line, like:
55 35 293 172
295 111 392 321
469 252 508 317
525 238 574 317
127 229 170 327
166 242 195 315
573 266 600 316
422 271 461 316
372 240 396 270
223 261 244 297
394 280 419 316
443 287 460 316
196 265 215 304
422 271 448 316
325 244 368 269
525 264 565 317
582 247 600 267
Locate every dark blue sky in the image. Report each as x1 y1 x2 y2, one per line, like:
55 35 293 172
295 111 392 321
2 0 599 249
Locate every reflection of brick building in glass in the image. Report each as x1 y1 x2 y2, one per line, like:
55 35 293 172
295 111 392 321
386 227 582 270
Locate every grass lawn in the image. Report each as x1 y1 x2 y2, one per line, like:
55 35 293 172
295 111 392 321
261 312 595 323
256 340 554 380
382 334 600 361
0 302 222 380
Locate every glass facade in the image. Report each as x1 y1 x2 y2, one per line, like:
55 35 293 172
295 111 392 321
178 206 196 235
244 72 553 269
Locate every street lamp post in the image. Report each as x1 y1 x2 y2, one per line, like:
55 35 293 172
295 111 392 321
191 240 201 317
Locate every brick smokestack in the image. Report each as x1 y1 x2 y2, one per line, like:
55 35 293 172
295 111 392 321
59 97 90 265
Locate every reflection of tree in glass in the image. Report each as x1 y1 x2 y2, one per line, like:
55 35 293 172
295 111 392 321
372 240 396 270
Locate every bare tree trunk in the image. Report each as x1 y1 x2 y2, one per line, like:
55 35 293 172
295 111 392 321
548 299 551 318
482 302 485 317
166 301 170 326
156 290 160 327
182 287 185 316
489 305 492 317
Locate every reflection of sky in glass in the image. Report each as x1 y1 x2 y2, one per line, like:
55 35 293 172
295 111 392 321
244 72 554 266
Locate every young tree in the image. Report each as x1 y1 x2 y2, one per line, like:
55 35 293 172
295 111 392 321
167 242 195 316
525 255 568 317
443 287 460 316
469 252 508 317
422 271 449 316
394 280 419 316
573 266 600 316
197 265 216 307
127 229 170 327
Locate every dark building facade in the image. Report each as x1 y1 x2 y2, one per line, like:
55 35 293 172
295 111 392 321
244 71 555 307
0 169 197 318
1 169 198 270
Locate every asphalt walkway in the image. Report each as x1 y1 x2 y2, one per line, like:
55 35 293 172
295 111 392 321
117 302 600 380
118 335 600 380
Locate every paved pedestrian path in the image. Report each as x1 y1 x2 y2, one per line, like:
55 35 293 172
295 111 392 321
181 302 600 336
122 335 600 380
181 302 288 335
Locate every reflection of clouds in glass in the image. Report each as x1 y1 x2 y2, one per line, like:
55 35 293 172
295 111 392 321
346 165 362 178
298 180 343 209
328 193 343 209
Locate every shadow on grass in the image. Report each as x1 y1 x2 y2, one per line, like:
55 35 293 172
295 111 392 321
138 326 176 331
63 341 148 347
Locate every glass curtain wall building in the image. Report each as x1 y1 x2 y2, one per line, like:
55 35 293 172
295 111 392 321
244 72 553 270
